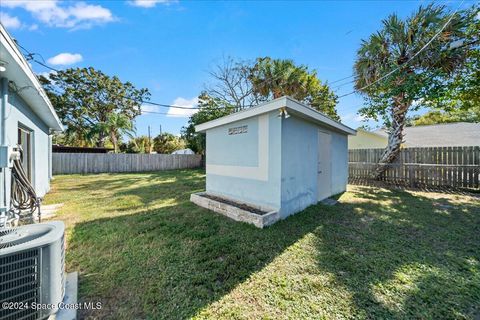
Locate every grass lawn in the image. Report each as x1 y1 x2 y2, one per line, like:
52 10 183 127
44 169 480 319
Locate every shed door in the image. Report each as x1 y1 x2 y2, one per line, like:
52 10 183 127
317 130 332 201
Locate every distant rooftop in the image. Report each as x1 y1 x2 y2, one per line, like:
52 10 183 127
53 145 113 153
374 122 480 147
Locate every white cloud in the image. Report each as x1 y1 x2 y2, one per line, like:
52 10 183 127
2 0 115 30
36 70 57 79
340 112 368 125
167 97 199 117
0 12 22 29
128 0 177 8
141 104 161 114
47 53 83 66
354 114 366 122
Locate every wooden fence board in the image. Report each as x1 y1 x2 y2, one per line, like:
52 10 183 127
52 153 203 174
349 146 480 190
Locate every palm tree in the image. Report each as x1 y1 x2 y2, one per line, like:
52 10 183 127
354 4 468 178
88 113 135 152
250 58 309 99
249 57 339 119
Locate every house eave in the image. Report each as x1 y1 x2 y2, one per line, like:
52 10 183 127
0 24 63 132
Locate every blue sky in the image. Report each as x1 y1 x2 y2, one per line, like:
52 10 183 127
0 0 468 137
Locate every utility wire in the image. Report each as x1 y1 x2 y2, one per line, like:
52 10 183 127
33 58 198 110
19 6 474 115
17 43 200 111
337 0 466 99
328 75 355 85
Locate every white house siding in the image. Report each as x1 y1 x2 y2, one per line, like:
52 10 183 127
2 89 52 207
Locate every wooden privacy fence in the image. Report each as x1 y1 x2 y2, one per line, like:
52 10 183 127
52 153 203 174
349 146 480 190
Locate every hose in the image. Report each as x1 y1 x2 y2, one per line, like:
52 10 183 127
9 146 41 223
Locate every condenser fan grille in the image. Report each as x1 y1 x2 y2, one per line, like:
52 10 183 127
0 249 40 320
0 226 52 250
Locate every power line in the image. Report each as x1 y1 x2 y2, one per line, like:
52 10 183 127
328 75 355 85
24 41 360 107
18 44 200 111
337 0 466 99
142 110 189 116
33 58 198 110
332 79 356 91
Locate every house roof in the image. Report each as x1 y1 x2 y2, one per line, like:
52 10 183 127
52 145 113 153
195 96 356 135
356 128 388 139
0 24 63 131
374 122 480 147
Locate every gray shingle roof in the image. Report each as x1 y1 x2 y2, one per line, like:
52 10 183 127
374 122 480 147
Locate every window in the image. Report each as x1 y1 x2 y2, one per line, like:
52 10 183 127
228 125 248 135
18 126 32 181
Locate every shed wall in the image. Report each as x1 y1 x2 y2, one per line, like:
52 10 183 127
330 131 349 195
280 116 348 217
205 111 282 210
280 116 318 218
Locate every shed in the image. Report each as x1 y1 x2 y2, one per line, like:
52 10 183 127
190 96 356 227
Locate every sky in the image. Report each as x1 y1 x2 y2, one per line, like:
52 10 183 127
0 0 470 137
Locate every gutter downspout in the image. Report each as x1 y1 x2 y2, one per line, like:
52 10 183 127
1 77 8 214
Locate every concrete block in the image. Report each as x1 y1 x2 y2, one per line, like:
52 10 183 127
49 272 78 320
190 192 280 228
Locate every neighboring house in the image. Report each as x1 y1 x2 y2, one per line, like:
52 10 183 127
192 96 356 221
348 128 388 149
349 122 480 149
0 24 63 214
52 145 113 153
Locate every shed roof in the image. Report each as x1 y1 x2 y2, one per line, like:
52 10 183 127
0 24 63 131
195 96 356 135
374 122 480 147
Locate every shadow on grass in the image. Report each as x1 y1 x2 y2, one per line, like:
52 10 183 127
64 175 479 319
70 200 323 319
312 187 480 318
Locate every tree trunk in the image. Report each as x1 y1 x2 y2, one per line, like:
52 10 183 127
372 97 410 179
110 131 118 153
96 133 107 148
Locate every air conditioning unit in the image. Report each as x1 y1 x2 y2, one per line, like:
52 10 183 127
0 221 65 320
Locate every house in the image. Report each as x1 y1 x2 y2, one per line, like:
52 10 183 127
374 122 480 147
348 122 480 149
191 96 356 227
0 24 63 216
348 128 389 149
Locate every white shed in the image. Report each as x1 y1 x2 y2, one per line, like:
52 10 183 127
191 96 356 227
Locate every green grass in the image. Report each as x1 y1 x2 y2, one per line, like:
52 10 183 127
44 170 480 319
